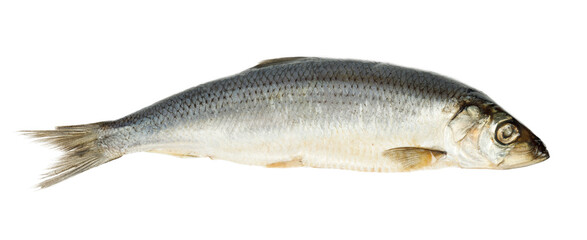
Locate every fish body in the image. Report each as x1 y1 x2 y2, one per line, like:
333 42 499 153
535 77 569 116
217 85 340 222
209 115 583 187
25 57 549 188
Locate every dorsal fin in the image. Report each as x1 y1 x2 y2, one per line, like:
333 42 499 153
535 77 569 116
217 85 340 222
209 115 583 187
251 57 310 69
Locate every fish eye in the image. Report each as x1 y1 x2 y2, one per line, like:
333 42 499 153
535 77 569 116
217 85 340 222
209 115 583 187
496 122 520 145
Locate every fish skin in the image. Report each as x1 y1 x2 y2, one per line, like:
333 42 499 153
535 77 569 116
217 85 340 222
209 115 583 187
108 58 471 166
25 57 549 188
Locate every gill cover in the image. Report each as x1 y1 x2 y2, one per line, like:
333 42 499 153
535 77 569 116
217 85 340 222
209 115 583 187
447 105 497 168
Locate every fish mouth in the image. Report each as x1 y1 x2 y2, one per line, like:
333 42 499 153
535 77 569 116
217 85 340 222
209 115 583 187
497 150 549 169
538 149 549 161
496 136 549 170
530 141 550 166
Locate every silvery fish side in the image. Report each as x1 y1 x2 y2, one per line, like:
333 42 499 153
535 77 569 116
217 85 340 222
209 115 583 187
24 57 549 188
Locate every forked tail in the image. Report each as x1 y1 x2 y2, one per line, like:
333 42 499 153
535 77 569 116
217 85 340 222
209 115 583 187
22 122 121 188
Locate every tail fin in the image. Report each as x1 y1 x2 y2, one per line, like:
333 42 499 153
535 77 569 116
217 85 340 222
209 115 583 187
22 122 121 188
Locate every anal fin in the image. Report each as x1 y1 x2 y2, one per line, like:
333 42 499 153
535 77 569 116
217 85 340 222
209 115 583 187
382 147 446 171
148 149 201 158
266 157 304 168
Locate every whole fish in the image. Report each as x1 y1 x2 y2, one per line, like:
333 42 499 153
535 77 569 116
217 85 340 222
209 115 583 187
25 57 549 188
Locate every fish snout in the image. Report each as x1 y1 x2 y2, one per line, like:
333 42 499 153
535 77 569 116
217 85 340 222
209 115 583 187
532 137 549 162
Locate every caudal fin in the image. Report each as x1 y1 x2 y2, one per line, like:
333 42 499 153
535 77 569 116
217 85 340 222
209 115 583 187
22 122 121 188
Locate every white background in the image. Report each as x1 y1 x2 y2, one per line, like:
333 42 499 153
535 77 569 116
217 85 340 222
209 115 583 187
1 1 585 239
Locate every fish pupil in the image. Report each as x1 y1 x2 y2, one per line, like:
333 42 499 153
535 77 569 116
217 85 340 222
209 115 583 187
502 125 513 139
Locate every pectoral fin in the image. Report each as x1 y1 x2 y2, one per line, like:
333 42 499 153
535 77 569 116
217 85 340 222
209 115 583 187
382 147 446 171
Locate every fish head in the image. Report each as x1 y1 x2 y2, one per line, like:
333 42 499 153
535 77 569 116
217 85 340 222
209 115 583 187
483 110 549 169
447 103 549 169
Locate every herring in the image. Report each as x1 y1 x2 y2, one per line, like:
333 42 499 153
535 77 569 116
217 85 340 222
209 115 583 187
24 57 549 188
